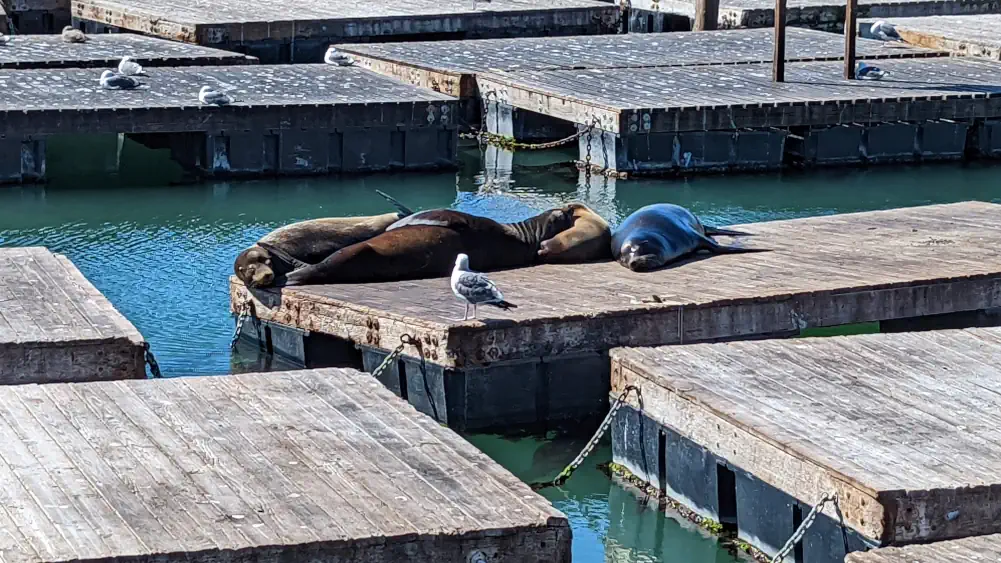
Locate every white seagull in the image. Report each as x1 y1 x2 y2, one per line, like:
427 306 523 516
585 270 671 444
61 25 87 43
198 85 234 105
870 20 903 42
117 55 146 76
99 69 141 89
324 46 354 66
450 253 517 321
0 33 9 46
856 61 887 80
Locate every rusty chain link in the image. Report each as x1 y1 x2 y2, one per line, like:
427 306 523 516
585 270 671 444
229 297 254 349
530 384 639 490
142 342 162 379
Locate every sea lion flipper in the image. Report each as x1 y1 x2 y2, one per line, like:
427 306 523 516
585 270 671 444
703 226 755 237
374 189 415 217
700 235 771 254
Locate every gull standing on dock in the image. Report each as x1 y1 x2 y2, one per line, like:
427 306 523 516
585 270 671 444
870 20 904 43
450 253 517 321
117 55 147 76
856 61 887 80
198 85 234 105
61 25 87 43
324 46 354 66
99 70 141 89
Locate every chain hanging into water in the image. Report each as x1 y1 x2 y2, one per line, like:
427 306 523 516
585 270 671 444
230 297 253 349
770 492 840 563
583 125 593 189
529 384 639 491
142 342 163 379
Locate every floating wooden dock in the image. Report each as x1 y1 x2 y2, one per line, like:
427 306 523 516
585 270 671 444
4 0 70 33
0 33 258 70
70 0 621 65
0 64 458 183
475 55 1001 174
860 15 1001 61
846 533 1001 562
0 247 146 384
631 0 1000 32
0 367 572 562
230 201 1001 432
609 324 1001 563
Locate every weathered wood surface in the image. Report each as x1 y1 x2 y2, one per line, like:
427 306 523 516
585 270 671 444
846 533 1001 562
0 246 145 384
611 323 1001 546
71 0 619 47
230 201 1001 369
0 64 456 136
0 33 258 69
0 368 572 562
638 0 1001 30
340 28 943 98
475 56 1001 134
861 15 1001 60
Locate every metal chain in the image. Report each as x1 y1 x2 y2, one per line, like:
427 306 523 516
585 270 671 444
583 125 593 189
460 126 590 151
368 334 440 421
230 298 252 349
370 335 410 382
770 492 839 563
142 342 163 379
530 384 638 490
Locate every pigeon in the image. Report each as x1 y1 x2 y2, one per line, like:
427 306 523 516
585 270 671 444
449 253 517 321
99 69 141 89
198 85 234 105
117 55 146 76
869 20 903 42
856 61 887 80
61 25 87 43
324 46 354 66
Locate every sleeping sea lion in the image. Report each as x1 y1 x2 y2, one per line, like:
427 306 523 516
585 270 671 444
282 206 577 286
537 202 613 264
611 203 768 272
234 190 416 288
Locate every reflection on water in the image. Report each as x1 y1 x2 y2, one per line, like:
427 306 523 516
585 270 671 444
2 141 1001 562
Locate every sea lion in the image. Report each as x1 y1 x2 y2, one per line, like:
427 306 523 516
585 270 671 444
611 203 768 272
234 190 416 288
537 202 613 264
282 206 577 286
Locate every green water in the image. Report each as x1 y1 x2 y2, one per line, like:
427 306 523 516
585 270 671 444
3 142 1001 561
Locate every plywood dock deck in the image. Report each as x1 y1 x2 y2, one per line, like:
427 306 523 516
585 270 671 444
0 247 145 384
230 201 1001 431
609 324 1001 562
71 0 620 64
0 367 571 562
0 64 458 182
0 33 258 70
860 14 1001 61
340 27 943 99
845 533 1001 562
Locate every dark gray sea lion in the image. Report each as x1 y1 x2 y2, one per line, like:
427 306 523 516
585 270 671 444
282 206 578 286
611 203 768 272
537 202 613 264
234 190 416 288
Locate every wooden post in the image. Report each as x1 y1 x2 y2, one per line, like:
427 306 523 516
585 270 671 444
772 0 786 82
693 0 719 31
844 0 858 79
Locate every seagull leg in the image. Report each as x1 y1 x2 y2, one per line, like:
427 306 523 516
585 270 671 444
472 304 477 319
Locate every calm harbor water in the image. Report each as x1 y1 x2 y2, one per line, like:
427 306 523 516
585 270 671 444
3 142 1001 562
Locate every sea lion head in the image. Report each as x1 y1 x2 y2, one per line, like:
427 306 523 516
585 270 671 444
537 205 577 241
234 245 276 288
617 233 670 272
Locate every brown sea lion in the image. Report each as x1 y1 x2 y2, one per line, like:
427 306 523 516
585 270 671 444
537 202 613 264
281 206 577 286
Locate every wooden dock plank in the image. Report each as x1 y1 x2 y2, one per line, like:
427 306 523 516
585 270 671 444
339 27 944 97
845 533 1001 562
0 33 258 70
0 247 145 384
610 325 1001 547
230 201 1001 370
475 56 1001 133
860 15 1001 61
0 369 571 563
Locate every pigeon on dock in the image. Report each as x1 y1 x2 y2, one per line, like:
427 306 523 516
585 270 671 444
856 61 887 80
117 55 146 76
61 25 87 43
324 46 354 66
450 253 517 321
870 20 903 42
99 70 141 89
198 85 234 106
